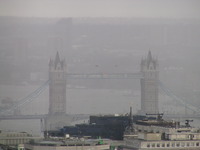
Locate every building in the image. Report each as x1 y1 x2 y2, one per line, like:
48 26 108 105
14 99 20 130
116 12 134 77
54 112 148 140
140 51 159 114
49 51 67 115
0 130 40 147
123 115 200 150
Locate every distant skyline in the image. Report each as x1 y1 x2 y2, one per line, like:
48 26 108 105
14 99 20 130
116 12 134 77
0 0 200 18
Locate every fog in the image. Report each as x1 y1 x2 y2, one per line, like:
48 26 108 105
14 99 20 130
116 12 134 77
0 0 200 133
0 0 200 18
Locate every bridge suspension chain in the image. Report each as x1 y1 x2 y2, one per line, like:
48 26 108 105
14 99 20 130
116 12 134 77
0 80 50 115
159 81 200 114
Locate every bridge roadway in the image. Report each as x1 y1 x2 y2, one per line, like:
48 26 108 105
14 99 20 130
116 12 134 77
66 73 143 79
0 114 90 121
0 114 47 120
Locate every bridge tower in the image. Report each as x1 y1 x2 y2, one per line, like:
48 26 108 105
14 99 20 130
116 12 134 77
140 51 159 114
45 52 70 131
49 51 67 114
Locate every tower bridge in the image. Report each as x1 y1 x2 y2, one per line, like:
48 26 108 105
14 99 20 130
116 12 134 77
0 51 199 130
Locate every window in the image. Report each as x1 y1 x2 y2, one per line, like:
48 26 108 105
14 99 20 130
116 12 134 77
152 143 155 147
147 143 150 147
157 143 160 147
196 142 199 146
176 143 180 147
181 143 185 147
162 143 165 147
167 143 170 147
172 143 175 147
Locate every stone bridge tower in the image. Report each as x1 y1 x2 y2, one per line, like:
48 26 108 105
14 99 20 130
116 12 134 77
49 52 67 114
45 52 70 131
140 51 159 114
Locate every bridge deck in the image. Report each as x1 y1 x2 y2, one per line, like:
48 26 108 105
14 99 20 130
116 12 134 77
0 115 47 120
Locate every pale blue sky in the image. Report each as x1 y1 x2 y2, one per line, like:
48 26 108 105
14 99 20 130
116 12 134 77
0 0 199 18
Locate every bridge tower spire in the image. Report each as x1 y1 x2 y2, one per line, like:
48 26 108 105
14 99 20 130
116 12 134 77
49 51 67 114
140 51 159 114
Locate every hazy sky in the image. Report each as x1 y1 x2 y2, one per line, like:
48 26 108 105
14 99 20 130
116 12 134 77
0 0 200 18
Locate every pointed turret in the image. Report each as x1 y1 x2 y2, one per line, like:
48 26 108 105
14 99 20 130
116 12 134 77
147 50 153 62
55 51 61 67
49 58 53 67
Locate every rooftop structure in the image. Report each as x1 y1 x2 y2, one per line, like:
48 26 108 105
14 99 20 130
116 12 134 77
123 115 200 150
0 130 41 147
24 138 110 150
